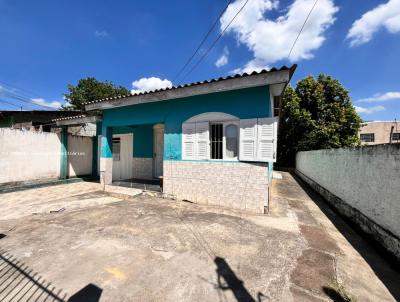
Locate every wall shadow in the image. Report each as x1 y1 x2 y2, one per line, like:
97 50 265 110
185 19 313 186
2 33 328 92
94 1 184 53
0 234 5 240
290 172 400 301
0 249 102 302
215 257 267 302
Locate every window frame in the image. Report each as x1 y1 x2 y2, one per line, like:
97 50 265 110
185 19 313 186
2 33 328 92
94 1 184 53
222 121 239 161
208 120 240 161
360 133 375 143
391 132 400 141
112 137 121 161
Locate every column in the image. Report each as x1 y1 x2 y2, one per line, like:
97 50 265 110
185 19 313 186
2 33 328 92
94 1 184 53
100 126 113 185
60 126 68 179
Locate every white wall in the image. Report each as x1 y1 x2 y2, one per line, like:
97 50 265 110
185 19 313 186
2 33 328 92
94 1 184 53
0 128 61 183
296 145 400 258
68 135 93 177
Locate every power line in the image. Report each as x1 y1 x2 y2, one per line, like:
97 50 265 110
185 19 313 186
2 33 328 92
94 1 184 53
0 80 41 99
0 81 57 110
179 0 250 84
1 90 56 110
0 99 21 109
173 0 234 83
287 0 319 59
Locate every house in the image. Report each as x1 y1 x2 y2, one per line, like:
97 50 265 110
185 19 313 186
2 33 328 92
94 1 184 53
55 66 296 213
359 121 400 145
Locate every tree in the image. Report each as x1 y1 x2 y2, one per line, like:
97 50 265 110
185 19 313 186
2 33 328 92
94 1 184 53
277 74 362 167
63 77 130 111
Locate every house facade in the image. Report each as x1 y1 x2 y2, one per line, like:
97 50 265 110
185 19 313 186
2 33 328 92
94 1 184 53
79 66 296 213
359 121 400 145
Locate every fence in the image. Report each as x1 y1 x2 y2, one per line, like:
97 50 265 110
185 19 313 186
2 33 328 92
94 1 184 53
296 144 400 260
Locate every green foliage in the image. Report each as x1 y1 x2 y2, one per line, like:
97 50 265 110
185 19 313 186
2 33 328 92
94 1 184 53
62 77 130 111
277 74 362 167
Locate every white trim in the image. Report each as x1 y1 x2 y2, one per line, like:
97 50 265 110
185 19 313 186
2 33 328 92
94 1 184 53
185 112 239 123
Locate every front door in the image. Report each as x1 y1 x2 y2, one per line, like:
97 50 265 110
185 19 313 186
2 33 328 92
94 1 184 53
153 125 164 178
112 133 133 181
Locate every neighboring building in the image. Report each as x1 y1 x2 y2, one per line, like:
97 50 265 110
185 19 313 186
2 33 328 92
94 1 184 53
55 66 296 213
359 121 400 145
0 110 97 136
0 110 80 132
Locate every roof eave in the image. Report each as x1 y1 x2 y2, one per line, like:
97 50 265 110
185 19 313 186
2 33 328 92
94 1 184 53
85 67 295 111
54 115 102 127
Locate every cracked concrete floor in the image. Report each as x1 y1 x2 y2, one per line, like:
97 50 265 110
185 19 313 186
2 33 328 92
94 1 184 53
0 175 399 301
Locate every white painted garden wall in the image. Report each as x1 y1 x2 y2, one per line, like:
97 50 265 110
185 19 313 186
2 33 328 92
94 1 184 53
0 128 61 183
296 144 400 259
0 128 93 184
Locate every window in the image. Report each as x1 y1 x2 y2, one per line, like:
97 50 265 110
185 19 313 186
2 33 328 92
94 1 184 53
391 132 400 141
112 137 121 161
182 113 278 162
225 124 238 159
273 96 281 117
210 124 223 159
360 133 374 143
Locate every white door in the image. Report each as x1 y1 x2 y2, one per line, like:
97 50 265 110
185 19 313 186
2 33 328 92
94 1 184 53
112 134 133 181
153 125 164 178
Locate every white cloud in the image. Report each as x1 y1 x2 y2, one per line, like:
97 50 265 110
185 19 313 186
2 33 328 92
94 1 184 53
31 98 62 109
131 77 173 94
347 0 400 47
355 105 385 114
220 0 338 73
357 91 400 103
215 47 229 68
95 30 109 38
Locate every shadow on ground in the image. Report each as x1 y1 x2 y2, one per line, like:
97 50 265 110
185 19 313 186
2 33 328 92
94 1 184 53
290 172 400 301
0 250 101 302
215 256 268 302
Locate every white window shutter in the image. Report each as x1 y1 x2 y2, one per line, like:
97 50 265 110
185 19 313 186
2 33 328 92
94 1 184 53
195 122 210 160
257 117 278 162
239 118 257 161
182 123 196 160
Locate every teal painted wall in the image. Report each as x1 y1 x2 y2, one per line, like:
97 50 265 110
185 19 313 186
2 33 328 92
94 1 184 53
110 125 153 158
100 86 271 160
59 127 68 179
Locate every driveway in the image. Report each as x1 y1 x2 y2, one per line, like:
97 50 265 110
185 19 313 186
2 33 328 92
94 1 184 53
0 175 399 301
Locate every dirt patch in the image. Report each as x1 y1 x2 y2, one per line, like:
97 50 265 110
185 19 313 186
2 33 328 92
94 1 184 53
300 224 340 254
291 249 336 296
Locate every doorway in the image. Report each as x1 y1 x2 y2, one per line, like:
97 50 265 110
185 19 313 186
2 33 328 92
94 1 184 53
112 133 133 181
153 124 164 178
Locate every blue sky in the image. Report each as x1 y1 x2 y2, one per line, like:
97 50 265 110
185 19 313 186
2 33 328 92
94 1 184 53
0 0 399 121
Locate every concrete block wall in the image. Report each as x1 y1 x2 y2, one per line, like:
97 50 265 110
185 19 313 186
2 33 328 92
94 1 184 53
132 157 153 180
163 160 269 213
0 128 61 183
296 144 400 260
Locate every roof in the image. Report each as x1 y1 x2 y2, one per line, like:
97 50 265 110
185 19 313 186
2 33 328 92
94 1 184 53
52 114 87 122
52 114 102 126
85 65 297 111
0 110 81 125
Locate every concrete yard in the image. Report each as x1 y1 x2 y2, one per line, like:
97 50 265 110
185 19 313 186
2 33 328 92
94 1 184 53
0 174 399 301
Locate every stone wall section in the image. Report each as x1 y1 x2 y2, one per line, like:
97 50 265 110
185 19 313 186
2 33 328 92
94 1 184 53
163 160 269 213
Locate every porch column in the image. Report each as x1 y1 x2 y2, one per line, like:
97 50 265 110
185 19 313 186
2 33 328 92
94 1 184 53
92 121 102 177
59 126 68 179
100 126 113 186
